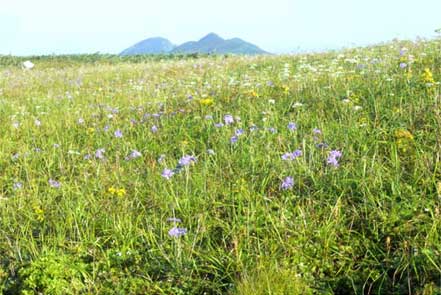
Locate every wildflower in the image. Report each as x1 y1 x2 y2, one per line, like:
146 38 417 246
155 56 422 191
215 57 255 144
103 125 110 132
207 149 215 155
313 128 321 134
78 118 85 124
161 168 175 180
316 142 329 149
126 150 142 160
167 217 182 223
205 115 213 120
224 114 234 125
53 143 60 148
33 206 44 222
34 119 41 127
84 154 92 160
281 150 302 161
287 122 297 131
199 98 214 106
178 155 196 166
230 135 238 143
327 150 342 167
49 179 61 188
23 60 34 70
13 182 23 190
114 129 123 138
95 148 105 159
250 125 258 132
281 176 294 190
235 129 244 136
268 127 277 134
12 122 20 129
116 188 126 197
422 68 435 85
399 62 407 69
268 99 275 104
168 227 187 237
292 102 303 108
214 122 224 128
151 125 158 133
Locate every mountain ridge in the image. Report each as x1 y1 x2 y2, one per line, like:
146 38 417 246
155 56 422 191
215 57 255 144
120 33 268 55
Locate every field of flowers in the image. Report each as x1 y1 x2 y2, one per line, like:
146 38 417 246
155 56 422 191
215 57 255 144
0 40 440 294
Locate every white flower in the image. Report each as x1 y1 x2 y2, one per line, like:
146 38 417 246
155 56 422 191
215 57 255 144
268 99 275 104
22 61 34 70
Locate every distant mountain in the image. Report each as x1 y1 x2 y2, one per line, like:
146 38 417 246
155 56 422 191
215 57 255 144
120 37 175 55
172 33 268 55
120 33 268 55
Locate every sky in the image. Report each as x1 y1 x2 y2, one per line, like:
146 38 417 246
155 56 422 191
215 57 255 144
1 0 440 55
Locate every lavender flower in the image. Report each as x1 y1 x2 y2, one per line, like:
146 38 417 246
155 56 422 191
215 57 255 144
114 129 123 138
214 123 224 128
95 148 105 159
399 62 407 69
281 176 294 190
168 227 187 237
235 129 244 136
281 150 302 160
224 114 234 125
288 122 297 131
49 179 61 188
327 150 342 167
103 125 110 132
313 128 322 134
161 168 175 180
151 125 158 133
230 135 238 143
126 150 142 160
268 127 277 134
178 155 196 166
84 154 92 160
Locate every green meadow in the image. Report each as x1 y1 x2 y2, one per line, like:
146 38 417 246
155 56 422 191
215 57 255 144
0 40 440 294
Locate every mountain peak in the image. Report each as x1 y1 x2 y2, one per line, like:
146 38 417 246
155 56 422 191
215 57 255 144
199 33 224 43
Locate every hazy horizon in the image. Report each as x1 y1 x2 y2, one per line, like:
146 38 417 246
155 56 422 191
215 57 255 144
1 0 440 56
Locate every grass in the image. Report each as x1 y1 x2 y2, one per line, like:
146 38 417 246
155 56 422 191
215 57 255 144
0 39 440 294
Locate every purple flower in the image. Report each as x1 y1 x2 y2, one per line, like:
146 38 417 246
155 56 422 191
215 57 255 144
313 128 322 134
103 125 110 132
13 182 23 190
178 155 196 166
316 142 329 149
400 62 407 69
235 129 244 136
224 114 234 125
114 129 123 138
151 125 158 133
281 176 294 190
288 122 297 131
126 150 142 160
230 135 238 143
168 227 187 237
49 179 61 188
84 154 92 160
214 123 224 128
95 148 105 159
161 168 175 180
281 150 302 160
327 150 342 167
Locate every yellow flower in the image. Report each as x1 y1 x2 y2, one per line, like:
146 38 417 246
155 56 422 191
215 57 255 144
117 188 126 197
199 98 214 106
108 187 117 194
395 129 414 140
33 206 45 222
422 68 435 84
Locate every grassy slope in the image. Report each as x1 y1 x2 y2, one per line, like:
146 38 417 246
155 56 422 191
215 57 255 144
0 40 440 294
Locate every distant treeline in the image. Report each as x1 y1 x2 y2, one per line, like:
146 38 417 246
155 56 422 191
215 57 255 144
0 53 231 67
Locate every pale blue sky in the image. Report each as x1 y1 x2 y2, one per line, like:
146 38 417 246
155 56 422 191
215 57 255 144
1 0 440 55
